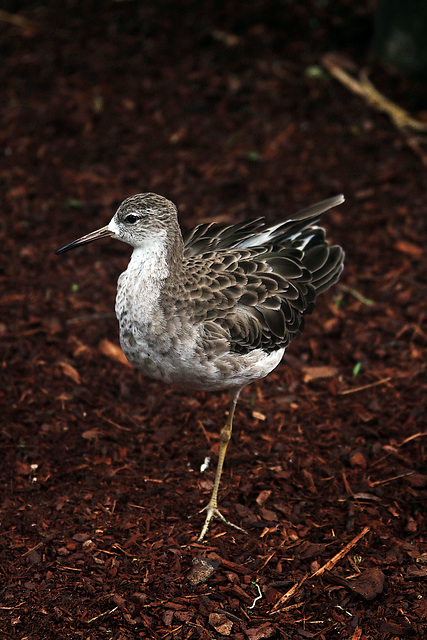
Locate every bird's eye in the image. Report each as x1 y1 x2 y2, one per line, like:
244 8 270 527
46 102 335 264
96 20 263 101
124 214 139 224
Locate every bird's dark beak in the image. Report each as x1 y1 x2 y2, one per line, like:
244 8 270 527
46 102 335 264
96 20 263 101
56 225 112 255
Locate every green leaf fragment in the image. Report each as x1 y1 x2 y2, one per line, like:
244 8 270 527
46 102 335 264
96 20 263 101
353 362 362 377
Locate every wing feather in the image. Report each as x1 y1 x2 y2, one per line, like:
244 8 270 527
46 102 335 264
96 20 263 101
171 196 345 355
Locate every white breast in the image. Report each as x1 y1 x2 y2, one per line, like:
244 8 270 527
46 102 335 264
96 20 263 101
115 235 169 319
114 237 173 371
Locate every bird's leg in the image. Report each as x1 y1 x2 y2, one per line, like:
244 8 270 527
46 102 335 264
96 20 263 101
198 389 247 541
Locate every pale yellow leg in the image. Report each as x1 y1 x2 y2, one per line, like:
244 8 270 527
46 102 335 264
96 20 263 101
198 390 247 541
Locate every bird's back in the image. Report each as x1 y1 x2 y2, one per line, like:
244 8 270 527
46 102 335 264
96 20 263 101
176 196 344 356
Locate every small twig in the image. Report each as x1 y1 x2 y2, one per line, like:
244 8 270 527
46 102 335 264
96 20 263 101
398 431 427 447
369 471 414 487
256 552 276 573
396 323 427 342
111 543 137 557
87 606 118 624
98 413 132 431
359 69 427 132
340 377 391 395
271 573 309 612
160 626 183 639
323 53 427 164
213 608 244 624
0 603 25 610
21 541 45 557
323 54 427 132
311 526 370 577
272 601 303 614
198 419 212 445
22 535 54 557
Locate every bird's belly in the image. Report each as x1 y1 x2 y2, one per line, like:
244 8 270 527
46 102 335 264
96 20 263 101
119 318 285 391
118 317 185 383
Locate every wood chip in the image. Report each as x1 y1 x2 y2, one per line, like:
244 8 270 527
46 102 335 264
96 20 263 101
208 612 233 635
187 557 219 585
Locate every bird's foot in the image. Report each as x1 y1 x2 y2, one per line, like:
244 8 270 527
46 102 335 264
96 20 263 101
197 503 247 542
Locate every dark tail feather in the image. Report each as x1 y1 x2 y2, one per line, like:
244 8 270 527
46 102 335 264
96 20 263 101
308 244 344 295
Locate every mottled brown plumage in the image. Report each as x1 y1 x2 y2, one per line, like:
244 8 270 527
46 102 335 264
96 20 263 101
57 192 345 540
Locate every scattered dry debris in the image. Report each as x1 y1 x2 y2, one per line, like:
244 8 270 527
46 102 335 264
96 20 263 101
1 3 426 639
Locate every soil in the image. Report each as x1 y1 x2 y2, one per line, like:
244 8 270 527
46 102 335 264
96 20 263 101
0 2 426 639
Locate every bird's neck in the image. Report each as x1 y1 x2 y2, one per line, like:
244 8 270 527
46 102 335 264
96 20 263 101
128 227 184 283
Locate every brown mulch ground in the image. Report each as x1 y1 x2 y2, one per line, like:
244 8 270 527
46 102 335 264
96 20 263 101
1 2 426 639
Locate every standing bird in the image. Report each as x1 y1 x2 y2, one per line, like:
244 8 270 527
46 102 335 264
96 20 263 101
57 193 344 540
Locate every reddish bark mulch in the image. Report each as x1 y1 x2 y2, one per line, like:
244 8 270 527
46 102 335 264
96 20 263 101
1 2 426 639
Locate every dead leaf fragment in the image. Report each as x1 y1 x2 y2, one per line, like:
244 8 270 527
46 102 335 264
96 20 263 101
302 365 338 383
347 567 385 600
82 428 100 440
99 339 132 367
72 338 91 358
58 361 81 384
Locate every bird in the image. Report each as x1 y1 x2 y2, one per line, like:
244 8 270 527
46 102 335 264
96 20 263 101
57 192 344 541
